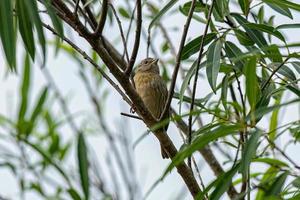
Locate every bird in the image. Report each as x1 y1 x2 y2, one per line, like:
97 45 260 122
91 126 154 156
133 58 170 159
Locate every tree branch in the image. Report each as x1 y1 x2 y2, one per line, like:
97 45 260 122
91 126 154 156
125 0 142 75
188 0 215 168
91 0 108 38
48 1 201 197
160 0 197 120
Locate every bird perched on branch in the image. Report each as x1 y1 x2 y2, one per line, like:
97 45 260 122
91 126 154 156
133 58 170 159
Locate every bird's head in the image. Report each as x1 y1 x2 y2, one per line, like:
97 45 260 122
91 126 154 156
136 58 160 74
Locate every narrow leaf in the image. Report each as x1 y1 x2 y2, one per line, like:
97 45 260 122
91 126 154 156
181 33 217 60
149 0 179 30
78 133 89 199
206 39 223 92
0 0 16 70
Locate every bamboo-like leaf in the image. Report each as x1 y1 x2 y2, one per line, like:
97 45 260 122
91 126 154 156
0 0 16 70
163 124 242 177
243 23 285 42
277 23 300 29
16 0 35 60
18 54 31 123
247 98 300 122
68 189 82 200
263 0 300 12
265 2 293 19
224 41 245 70
221 75 229 110
238 0 250 16
210 164 241 200
256 166 280 199
149 0 179 30
44 0 64 37
269 90 283 142
231 13 268 48
77 133 89 199
181 33 217 60
206 39 223 92
30 87 48 126
24 0 46 61
245 56 258 110
253 158 288 167
265 172 289 197
241 130 261 180
234 29 254 46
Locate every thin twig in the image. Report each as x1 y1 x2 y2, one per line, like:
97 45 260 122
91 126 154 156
124 4 137 59
188 0 215 168
265 136 300 170
125 0 142 75
92 0 108 38
160 0 197 120
109 3 130 62
121 112 142 120
261 57 290 91
73 0 80 15
42 23 132 106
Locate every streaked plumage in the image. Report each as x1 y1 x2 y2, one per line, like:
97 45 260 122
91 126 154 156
133 58 169 159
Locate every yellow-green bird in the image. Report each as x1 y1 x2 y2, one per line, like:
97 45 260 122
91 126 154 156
133 58 169 159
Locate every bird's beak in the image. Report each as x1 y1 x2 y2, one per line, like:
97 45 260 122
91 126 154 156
153 59 159 65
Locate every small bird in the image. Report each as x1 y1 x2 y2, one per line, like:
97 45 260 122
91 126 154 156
133 58 170 159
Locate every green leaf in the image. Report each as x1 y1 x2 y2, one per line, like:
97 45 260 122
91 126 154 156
16 0 35 60
231 13 268 48
291 62 300 74
118 7 130 19
164 124 242 176
206 39 223 92
24 0 46 62
68 188 82 200
238 0 250 16
44 0 64 37
243 23 285 42
214 0 229 19
253 158 288 167
181 32 217 60
256 167 280 199
245 56 258 110
264 2 293 19
149 0 179 30
265 172 289 197
258 6 265 24
179 60 206 113
234 29 255 46
0 0 16 70
269 90 283 142
221 75 229 110
30 87 48 126
224 41 245 70
78 133 89 200
277 23 300 29
263 0 300 12
18 54 31 123
247 98 300 122
210 164 241 200
181 1 206 13
241 130 261 180
277 65 297 81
